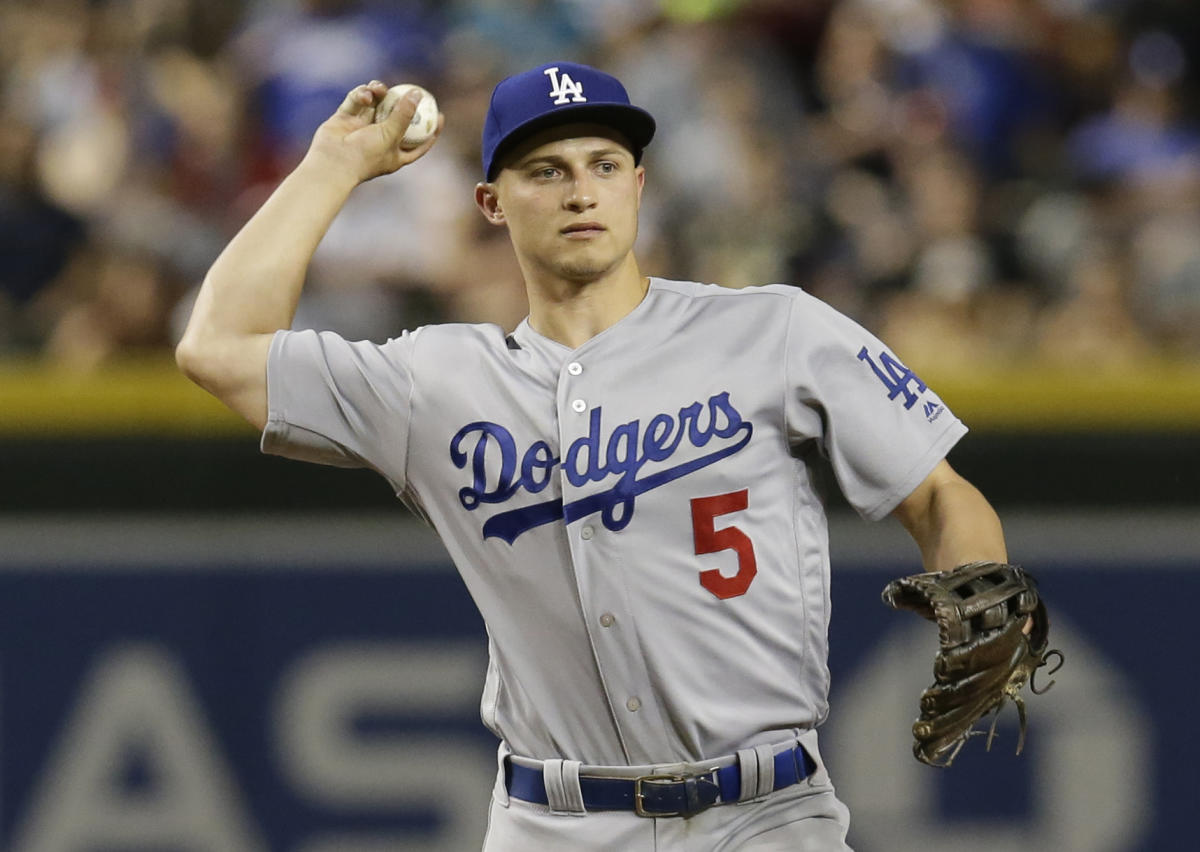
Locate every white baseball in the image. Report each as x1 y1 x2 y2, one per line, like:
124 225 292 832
374 84 438 149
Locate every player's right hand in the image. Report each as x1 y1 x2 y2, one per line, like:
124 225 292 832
304 81 444 184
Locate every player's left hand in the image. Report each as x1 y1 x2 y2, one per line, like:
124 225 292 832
882 561 1062 767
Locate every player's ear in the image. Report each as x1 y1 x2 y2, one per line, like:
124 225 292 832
475 182 506 226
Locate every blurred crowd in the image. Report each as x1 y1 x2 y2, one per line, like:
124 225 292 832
2 0 1198 371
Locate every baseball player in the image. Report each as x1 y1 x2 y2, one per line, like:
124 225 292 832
178 62 1013 850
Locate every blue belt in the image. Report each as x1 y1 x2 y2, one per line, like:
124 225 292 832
506 744 816 818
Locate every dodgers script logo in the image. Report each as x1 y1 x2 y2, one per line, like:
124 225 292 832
544 66 587 105
450 392 752 544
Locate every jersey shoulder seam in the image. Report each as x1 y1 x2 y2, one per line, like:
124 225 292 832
401 329 420 499
408 320 510 344
782 293 802 440
652 278 804 303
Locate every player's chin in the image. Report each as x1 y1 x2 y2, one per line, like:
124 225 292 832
556 256 620 283
551 249 620 282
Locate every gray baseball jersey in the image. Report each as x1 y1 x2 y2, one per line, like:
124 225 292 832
262 277 966 767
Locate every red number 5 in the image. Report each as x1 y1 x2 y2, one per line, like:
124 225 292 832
690 489 757 600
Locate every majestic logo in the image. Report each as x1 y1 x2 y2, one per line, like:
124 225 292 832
544 66 587 105
450 392 752 544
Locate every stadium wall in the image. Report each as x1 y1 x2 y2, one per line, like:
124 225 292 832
0 511 1193 852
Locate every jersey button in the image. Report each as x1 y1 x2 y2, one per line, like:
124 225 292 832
626 696 641 712
599 613 615 627
567 361 583 376
580 525 594 541
571 399 586 413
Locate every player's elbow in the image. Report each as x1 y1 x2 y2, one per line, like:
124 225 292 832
175 288 219 384
174 320 250 389
174 332 233 409
174 330 214 387
174 329 272 427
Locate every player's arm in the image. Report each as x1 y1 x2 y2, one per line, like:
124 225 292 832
175 82 442 429
890 459 1007 573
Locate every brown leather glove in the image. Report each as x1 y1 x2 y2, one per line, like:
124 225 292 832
882 561 1062 767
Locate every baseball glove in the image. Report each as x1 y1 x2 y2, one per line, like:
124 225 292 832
882 561 1061 767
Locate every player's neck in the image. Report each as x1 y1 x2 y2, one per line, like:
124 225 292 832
524 257 649 349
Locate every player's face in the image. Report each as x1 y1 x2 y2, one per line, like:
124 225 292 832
477 124 645 285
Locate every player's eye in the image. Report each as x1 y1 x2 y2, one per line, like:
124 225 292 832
596 161 617 175
531 166 560 180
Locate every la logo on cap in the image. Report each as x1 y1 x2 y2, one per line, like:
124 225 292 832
544 66 587 105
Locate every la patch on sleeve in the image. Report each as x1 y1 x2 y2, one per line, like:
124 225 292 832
857 346 943 422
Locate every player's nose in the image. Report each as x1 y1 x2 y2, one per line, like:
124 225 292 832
563 173 598 211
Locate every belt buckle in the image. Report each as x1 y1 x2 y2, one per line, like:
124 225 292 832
633 769 719 818
634 773 687 817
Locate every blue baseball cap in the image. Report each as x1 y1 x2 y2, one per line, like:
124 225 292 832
481 62 656 181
